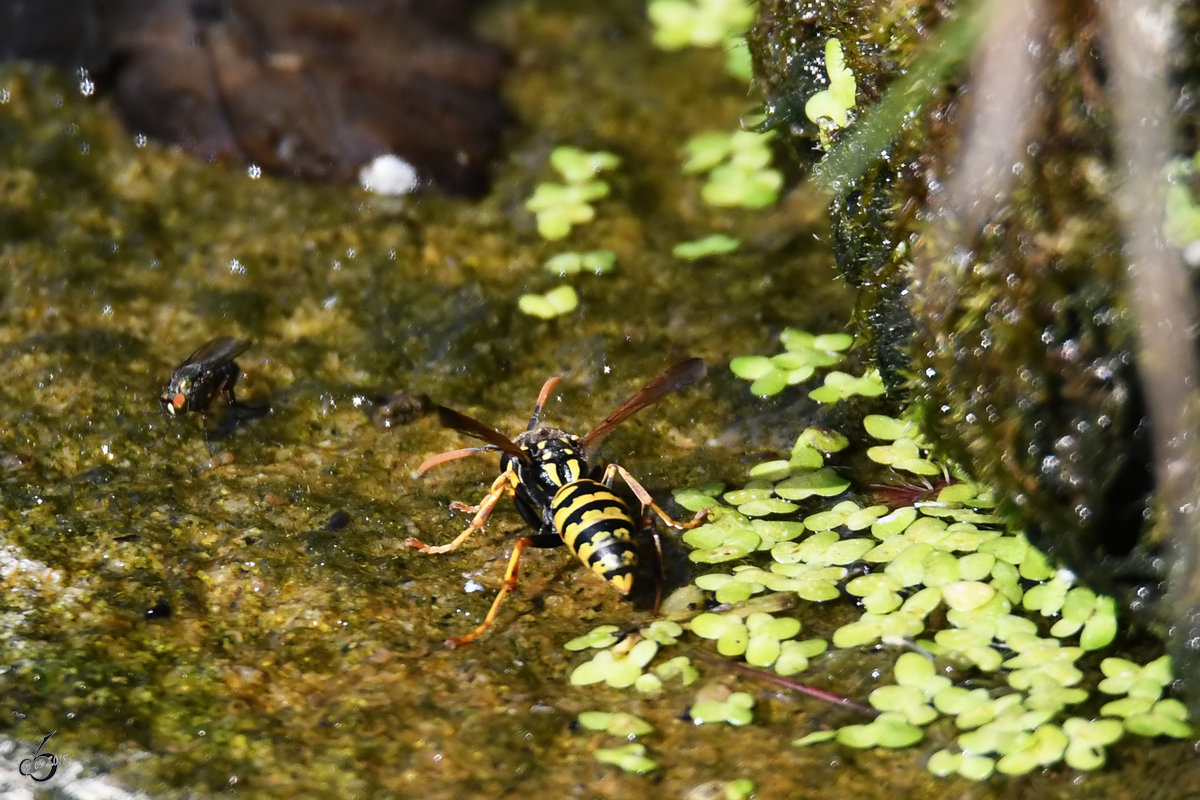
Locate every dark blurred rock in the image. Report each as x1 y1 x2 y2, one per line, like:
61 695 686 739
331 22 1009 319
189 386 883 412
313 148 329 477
0 0 509 194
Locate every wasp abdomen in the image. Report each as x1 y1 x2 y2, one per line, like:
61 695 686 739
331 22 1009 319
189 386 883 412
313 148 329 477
551 479 637 594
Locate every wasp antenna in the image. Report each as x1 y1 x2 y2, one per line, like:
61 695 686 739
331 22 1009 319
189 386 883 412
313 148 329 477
528 376 563 430
417 446 499 474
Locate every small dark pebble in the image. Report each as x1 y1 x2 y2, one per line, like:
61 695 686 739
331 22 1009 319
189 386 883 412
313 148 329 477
324 509 352 531
145 598 173 619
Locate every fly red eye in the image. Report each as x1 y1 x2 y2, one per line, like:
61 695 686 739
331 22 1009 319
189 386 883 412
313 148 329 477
172 393 187 410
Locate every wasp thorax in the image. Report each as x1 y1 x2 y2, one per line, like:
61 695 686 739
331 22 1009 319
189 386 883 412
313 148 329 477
515 427 587 494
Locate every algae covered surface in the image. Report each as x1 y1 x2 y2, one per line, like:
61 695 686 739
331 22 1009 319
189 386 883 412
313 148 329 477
0 1 1198 799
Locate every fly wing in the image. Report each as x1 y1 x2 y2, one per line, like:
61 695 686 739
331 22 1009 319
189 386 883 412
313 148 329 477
179 337 252 367
582 357 706 450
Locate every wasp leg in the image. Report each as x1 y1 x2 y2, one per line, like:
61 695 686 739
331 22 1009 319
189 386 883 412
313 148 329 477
601 463 710 530
406 469 516 554
446 535 533 648
639 512 665 615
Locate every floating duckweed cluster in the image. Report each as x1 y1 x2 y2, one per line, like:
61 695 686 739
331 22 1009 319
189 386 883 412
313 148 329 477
645 3 782 261
517 284 579 319
728 328 854 396
682 129 783 210
593 742 660 774
525 145 621 241
568 338 1193 781
647 0 756 79
579 708 660 771
543 249 617 276
520 148 621 318
689 689 755 726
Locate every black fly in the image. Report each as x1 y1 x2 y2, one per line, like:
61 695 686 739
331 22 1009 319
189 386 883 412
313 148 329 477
160 337 251 451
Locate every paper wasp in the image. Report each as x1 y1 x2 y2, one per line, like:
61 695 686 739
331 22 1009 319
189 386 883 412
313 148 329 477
408 358 710 646
159 337 251 452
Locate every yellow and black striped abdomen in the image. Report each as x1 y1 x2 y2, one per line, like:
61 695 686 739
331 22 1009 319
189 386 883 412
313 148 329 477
551 479 637 595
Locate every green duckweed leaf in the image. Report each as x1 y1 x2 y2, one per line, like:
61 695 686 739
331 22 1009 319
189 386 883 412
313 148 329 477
774 469 850 500
673 234 741 260
809 370 885 403
775 638 825 675
690 691 755 726
594 742 658 774
550 146 620 182
673 485 723 512
795 426 849 453
743 611 794 636
845 573 901 598
745 635 781 667
870 507 918 539
941 581 996 612
729 355 773 380
793 730 837 747
577 710 654 738
682 130 735 173
702 164 783 208
690 612 742 640
804 38 857 130
844 505 889 531
833 612 923 648
737 498 800 517
750 520 806 548
932 685 991 716
653 655 699 686
640 620 684 645
544 249 617 276
748 459 791 482
565 625 622 651
863 415 911 441
518 285 579 318
1079 596 1118 651
1122 699 1194 738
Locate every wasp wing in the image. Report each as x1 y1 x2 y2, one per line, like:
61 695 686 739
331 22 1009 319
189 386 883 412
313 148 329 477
582 357 706 450
433 406 527 461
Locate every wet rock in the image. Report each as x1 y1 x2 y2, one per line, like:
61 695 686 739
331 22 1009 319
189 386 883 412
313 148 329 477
746 1 1200 635
0 0 509 194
